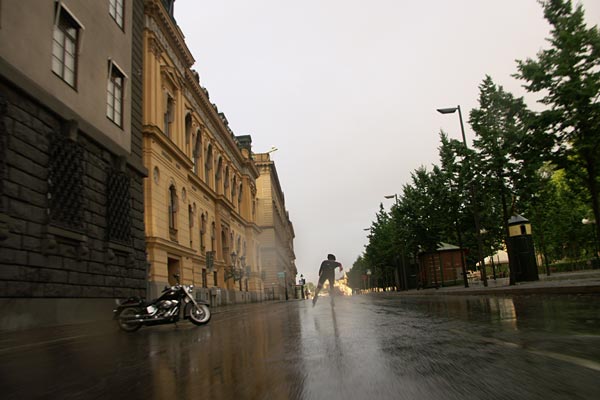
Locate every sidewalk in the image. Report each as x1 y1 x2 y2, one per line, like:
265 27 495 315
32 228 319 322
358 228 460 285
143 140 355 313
400 270 600 296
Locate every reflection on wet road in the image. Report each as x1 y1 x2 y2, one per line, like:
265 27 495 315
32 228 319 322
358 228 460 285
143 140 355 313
1 294 599 399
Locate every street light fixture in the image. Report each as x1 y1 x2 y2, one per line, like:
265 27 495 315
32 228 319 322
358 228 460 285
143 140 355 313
437 105 488 287
225 251 243 282
436 106 468 152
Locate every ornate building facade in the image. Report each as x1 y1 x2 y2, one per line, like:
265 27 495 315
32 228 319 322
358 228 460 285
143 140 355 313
0 0 148 329
143 0 263 304
255 153 296 300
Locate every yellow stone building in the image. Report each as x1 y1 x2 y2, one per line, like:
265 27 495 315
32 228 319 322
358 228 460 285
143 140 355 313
143 0 263 304
255 153 297 300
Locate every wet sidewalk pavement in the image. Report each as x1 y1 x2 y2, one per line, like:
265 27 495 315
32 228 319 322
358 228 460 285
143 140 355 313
400 269 600 296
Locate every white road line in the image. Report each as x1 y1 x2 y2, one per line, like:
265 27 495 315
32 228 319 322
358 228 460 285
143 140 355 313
449 329 600 372
0 335 89 354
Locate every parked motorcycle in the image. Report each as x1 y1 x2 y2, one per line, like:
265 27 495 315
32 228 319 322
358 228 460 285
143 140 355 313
113 274 211 332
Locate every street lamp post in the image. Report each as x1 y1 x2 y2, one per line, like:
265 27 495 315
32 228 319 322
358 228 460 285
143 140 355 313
240 255 247 292
384 194 404 291
437 105 488 287
225 251 243 283
299 274 305 299
582 218 599 267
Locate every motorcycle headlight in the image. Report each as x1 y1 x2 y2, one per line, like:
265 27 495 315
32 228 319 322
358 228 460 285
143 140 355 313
187 285 194 293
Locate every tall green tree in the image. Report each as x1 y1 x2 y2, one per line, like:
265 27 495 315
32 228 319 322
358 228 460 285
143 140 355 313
399 167 442 255
364 204 394 288
532 168 593 262
469 76 548 282
469 76 542 233
436 132 480 282
347 254 369 290
515 0 600 253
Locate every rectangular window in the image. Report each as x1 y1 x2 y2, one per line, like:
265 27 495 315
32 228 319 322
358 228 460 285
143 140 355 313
52 6 80 87
107 61 125 127
109 0 124 29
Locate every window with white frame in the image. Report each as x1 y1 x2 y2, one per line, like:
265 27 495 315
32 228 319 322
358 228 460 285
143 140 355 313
107 60 125 127
52 6 81 87
109 0 124 29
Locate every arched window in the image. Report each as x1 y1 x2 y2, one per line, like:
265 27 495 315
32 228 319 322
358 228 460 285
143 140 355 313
164 94 174 139
221 229 228 263
200 212 206 253
192 131 202 175
211 221 216 251
185 112 192 156
205 144 213 186
238 183 243 211
231 176 237 203
168 185 178 231
215 157 223 194
188 204 194 247
224 166 230 199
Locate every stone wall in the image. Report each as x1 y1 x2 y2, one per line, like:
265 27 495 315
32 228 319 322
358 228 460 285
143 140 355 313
0 0 147 331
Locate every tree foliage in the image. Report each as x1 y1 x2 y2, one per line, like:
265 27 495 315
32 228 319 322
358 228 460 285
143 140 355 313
349 0 599 289
515 0 600 253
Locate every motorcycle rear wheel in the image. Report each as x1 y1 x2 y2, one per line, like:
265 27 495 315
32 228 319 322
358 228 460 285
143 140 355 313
117 307 143 332
189 304 211 325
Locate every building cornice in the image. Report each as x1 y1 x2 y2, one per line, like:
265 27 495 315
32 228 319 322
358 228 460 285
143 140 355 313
187 170 217 202
144 0 194 68
143 124 193 170
147 236 198 257
183 71 252 169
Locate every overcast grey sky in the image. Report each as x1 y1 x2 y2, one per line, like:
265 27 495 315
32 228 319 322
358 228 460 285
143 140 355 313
175 0 600 284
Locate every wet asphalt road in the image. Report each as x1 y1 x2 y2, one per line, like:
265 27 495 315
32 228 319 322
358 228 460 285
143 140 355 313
1 293 599 400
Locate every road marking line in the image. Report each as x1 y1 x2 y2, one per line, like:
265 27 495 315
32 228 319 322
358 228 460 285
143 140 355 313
0 335 89 354
449 329 600 372
528 349 600 372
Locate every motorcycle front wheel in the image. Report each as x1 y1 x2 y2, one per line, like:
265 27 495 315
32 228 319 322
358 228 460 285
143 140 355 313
188 304 211 325
117 307 143 332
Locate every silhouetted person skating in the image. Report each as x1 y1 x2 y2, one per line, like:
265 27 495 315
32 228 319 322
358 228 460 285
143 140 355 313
313 254 343 306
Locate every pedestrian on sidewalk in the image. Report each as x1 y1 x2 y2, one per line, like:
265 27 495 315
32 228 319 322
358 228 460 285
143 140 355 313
313 253 343 307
